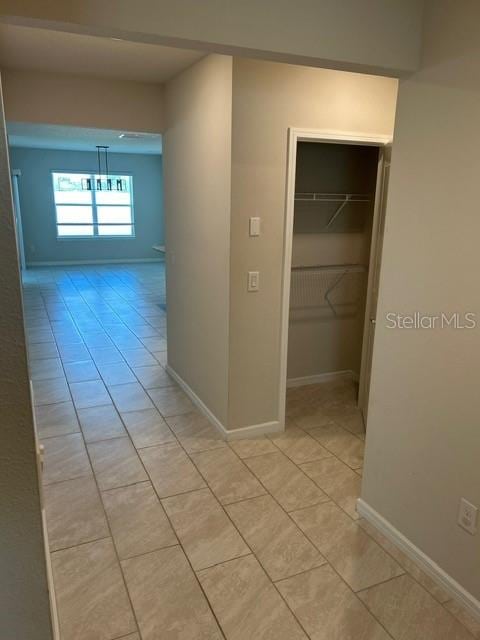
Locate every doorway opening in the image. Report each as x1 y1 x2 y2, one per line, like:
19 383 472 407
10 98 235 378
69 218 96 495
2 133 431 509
279 130 390 429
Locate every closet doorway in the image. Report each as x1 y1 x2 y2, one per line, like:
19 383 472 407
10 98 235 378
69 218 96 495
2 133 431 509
279 130 391 428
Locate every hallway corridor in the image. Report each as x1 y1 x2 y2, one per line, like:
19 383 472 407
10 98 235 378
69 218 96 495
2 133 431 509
24 263 478 640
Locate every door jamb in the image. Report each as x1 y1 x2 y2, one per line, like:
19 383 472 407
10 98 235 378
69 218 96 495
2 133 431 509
278 128 391 429
357 152 391 415
11 169 26 271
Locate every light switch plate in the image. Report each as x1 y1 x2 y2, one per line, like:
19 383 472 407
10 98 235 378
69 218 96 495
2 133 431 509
248 271 260 292
249 217 261 237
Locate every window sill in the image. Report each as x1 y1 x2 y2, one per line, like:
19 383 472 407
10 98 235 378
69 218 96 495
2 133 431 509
56 235 136 241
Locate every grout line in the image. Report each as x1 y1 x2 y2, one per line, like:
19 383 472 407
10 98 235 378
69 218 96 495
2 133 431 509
280 501 397 640
42 471 93 488
270 561 330 585
355 520 464 609
28 265 467 640
217 426 398 638
44 318 144 639
111 632 143 640
191 550 254 574
100 479 152 494
39 295 363 640
83 345 228 639
132 439 185 451
180 439 347 634
138 480 228 637
42 471 93 487
355 573 409 596
118 542 181 564
50 535 111 556
137 429 258 637
37 429 81 441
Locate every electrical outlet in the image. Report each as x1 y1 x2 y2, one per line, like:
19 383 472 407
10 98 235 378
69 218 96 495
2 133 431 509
458 498 478 535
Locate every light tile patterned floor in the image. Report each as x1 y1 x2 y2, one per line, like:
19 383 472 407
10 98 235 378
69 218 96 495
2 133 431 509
23 263 477 640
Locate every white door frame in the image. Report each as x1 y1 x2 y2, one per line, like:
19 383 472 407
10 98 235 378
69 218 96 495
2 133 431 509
11 169 26 271
357 152 391 416
278 128 391 428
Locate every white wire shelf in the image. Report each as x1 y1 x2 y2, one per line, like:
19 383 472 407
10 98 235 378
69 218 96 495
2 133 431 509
290 264 367 316
294 193 372 231
294 192 371 203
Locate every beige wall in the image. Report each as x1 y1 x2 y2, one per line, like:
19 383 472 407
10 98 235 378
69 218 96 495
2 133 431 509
163 54 232 425
228 58 398 428
2 68 164 132
0 77 53 639
0 0 424 76
363 0 480 599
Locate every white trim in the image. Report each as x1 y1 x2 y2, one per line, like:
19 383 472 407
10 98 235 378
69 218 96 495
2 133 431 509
26 258 163 266
278 128 392 432
287 369 356 388
11 171 26 270
166 365 226 436
357 499 480 622
358 151 390 416
224 420 282 440
293 128 391 146
42 509 60 640
166 365 283 441
32 388 60 640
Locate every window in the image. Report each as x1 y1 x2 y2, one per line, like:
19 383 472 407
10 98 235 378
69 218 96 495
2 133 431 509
52 172 134 238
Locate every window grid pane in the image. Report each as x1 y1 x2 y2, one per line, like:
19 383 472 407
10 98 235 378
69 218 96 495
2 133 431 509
97 206 132 224
98 224 133 236
53 173 92 205
56 205 93 224
53 173 134 238
57 225 94 237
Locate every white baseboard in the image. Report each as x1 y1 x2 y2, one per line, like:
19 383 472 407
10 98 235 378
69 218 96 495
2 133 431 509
166 365 283 441
287 369 357 388
223 420 283 441
33 397 60 640
357 499 480 622
26 258 164 267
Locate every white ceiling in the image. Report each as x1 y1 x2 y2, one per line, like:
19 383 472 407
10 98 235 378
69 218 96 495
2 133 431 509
7 122 162 155
0 23 205 83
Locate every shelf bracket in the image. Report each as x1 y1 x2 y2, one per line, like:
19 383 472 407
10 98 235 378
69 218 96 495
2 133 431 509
324 268 350 316
324 195 351 230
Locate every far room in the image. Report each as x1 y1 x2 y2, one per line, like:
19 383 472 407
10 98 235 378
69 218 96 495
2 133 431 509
8 122 169 362
8 123 165 266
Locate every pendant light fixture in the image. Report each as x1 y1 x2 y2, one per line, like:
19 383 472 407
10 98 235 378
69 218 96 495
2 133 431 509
82 145 127 192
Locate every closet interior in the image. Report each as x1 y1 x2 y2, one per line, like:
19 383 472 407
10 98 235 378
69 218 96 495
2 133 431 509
287 141 379 391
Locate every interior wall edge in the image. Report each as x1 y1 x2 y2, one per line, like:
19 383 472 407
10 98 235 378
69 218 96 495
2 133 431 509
167 364 283 440
163 53 232 425
0 73 54 639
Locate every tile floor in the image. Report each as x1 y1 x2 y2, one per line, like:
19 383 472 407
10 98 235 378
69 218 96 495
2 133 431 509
23 263 478 640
